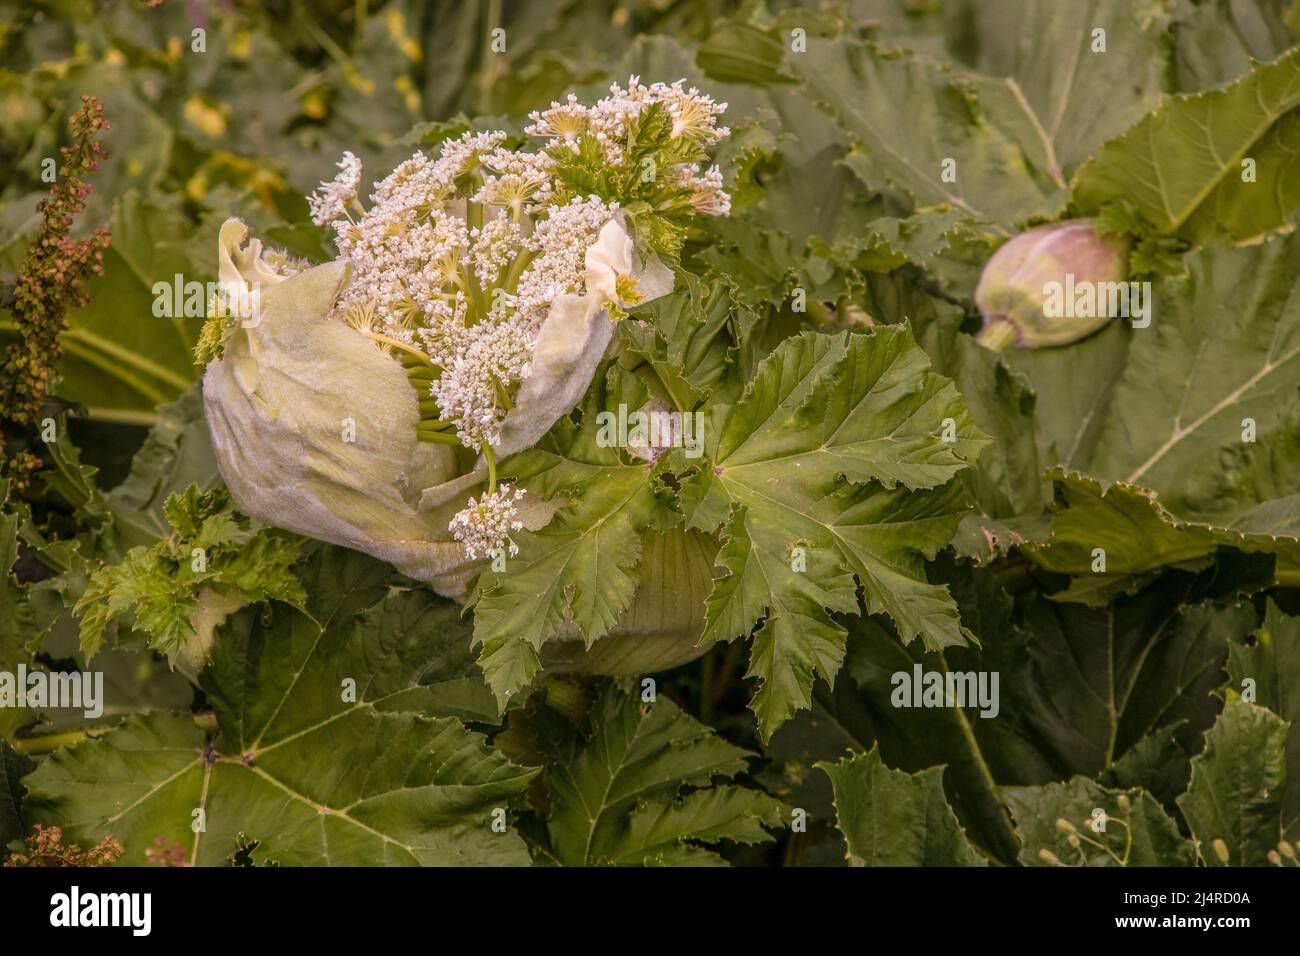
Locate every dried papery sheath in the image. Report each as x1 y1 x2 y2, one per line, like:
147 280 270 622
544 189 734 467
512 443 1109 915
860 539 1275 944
201 220 474 591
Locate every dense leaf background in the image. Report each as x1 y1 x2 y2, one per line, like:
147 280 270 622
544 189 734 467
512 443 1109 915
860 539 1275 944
3 0 1300 867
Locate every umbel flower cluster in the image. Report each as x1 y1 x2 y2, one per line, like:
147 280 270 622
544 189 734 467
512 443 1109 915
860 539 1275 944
301 77 730 560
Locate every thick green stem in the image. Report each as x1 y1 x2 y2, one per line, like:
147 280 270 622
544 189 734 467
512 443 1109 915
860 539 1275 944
367 329 435 367
478 0 503 114
9 728 106 754
484 444 498 493
417 429 463 446
84 407 161 427
975 319 1018 352
502 246 537 293
418 413 455 431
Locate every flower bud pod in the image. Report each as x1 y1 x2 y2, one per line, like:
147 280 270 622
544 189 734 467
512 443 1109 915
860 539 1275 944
975 219 1129 350
1211 838 1231 864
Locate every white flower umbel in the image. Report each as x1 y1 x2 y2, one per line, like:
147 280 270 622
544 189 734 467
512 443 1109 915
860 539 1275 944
449 484 526 559
527 76 731 200
307 151 361 227
313 134 650 553
323 138 621 453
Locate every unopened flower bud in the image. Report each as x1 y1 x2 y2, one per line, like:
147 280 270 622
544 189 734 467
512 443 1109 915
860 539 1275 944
540 676 589 723
1211 838 1230 864
1116 793 1131 814
1055 817 1078 836
975 219 1129 350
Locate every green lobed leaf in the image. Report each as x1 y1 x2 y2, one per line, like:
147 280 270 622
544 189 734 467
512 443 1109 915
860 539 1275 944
895 275 1047 545
473 402 678 703
848 208 1001 303
691 326 985 740
617 271 739 408
1 486 50 739
1027 470 1300 591
788 37 1065 223
1178 696 1293 865
74 487 305 662
1007 229 1300 566
1006 776 1195 866
819 746 987 866
974 583 1245 788
760 559 1254 864
1003 322 1129 477
532 682 787 865
1227 601 1300 835
824 614 1021 863
1170 0 1300 91
24 568 526 866
1072 46 1300 244
1101 724 1196 810
1 741 33 858
948 0 1171 181
697 17 792 86
1091 233 1300 522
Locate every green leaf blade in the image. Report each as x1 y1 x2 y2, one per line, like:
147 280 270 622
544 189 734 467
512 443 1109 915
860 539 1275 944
819 747 987 866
